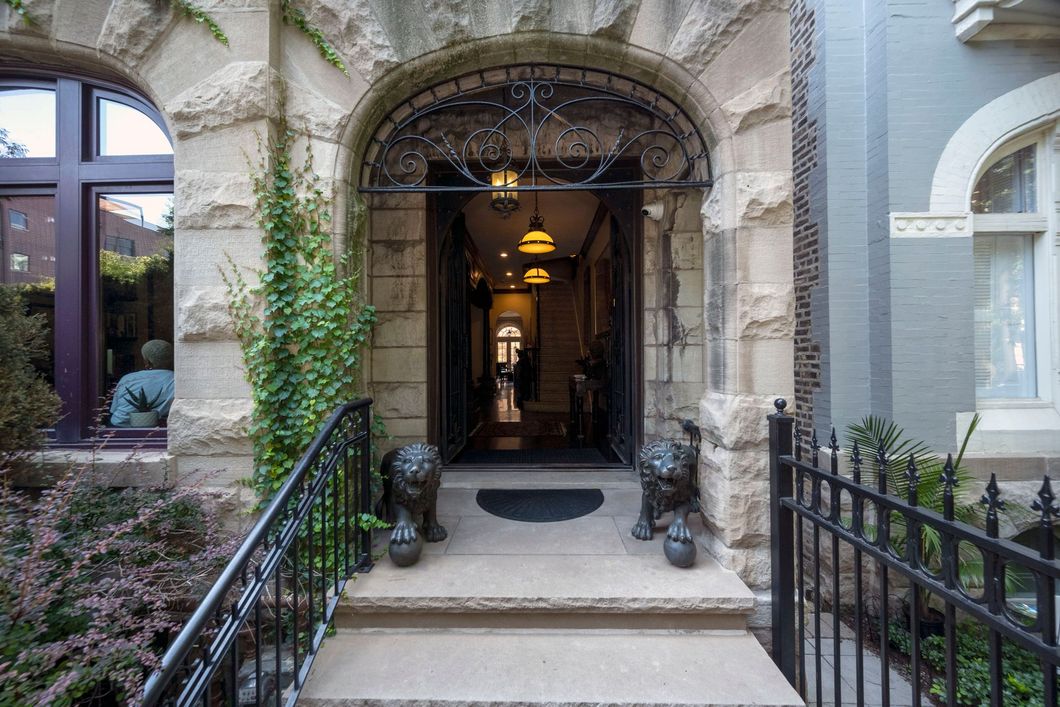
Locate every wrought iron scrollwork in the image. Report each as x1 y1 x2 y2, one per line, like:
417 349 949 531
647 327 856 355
360 64 713 192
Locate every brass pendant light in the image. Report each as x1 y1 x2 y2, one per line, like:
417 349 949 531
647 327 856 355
523 265 551 285
517 191 556 254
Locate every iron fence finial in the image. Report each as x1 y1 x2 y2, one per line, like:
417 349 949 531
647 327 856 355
941 454 957 521
850 440 862 484
980 473 1005 538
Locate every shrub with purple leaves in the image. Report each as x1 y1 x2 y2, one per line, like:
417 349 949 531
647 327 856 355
0 461 232 705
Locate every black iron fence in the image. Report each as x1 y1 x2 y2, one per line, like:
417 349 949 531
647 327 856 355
141 398 376 706
768 399 1060 706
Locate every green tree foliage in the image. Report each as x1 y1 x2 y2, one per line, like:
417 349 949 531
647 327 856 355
223 117 376 503
0 287 60 465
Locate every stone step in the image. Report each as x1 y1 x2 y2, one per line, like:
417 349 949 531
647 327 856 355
337 553 753 631
301 628 804 706
440 471 638 489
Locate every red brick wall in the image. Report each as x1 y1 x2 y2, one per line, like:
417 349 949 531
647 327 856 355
790 0 821 433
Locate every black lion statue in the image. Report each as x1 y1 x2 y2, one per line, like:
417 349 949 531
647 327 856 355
380 443 447 554
631 439 699 545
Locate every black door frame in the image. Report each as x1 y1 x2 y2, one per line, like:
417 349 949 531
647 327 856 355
425 165 643 469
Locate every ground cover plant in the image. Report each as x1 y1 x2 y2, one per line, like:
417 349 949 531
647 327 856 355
0 458 231 705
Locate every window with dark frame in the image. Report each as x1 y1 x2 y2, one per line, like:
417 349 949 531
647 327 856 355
9 209 27 229
0 73 174 445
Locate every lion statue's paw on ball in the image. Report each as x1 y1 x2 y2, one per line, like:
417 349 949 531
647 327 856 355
380 443 446 566
632 439 699 561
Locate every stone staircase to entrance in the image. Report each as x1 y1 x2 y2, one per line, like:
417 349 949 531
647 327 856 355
300 471 802 706
526 280 583 414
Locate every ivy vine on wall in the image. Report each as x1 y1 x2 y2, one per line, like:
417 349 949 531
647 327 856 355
223 115 377 503
4 1 347 76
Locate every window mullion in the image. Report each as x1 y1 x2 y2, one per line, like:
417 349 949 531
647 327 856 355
53 77 88 442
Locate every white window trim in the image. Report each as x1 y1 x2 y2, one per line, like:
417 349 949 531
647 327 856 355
963 121 1060 455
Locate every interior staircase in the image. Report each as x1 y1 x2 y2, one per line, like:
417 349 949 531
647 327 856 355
300 471 802 706
525 279 584 414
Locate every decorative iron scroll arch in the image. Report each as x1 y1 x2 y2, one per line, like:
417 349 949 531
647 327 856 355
359 64 713 192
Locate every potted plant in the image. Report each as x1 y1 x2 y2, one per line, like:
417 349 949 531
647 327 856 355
123 386 163 427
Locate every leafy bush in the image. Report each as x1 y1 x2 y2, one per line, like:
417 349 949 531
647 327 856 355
888 620 1057 705
0 286 60 464
0 461 230 705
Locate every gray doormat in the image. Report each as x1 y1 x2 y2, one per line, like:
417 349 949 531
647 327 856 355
475 488 605 523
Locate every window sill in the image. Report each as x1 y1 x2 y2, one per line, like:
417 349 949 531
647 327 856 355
10 447 174 488
957 404 1060 457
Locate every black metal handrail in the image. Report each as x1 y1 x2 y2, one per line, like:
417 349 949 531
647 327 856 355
768 399 1060 707
142 398 375 706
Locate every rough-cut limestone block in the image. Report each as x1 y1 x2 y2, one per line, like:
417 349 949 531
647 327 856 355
167 62 277 139
629 0 692 53
666 0 788 78
511 0 550 32
371 275 427 313
371 347 427 382
701 460 770 548
174 125 263 175
297 0 398 82
176 455 255 489
996 480 1051 539
370 209 426 242
737 338 794 396
700 391 778 450
590 0 640 39
52 0 108 46
737 171 793 226
175 229 263 287
381 417 427 438
175 170 256 230
370 241 426 277
4 0 53 35
736 282 794 339
98 0 175 65
702 531 772 590
287 83 350 143
168 398 252 456
372 312 426 347
735 226 793 284
371 383 427 419
699 9 791 105
700 179 728 234
175 341 250 399
721 69 791 132
669 231 703 270
178 287 235 342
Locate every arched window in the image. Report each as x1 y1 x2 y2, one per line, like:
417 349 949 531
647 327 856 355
971 133 1048 401
496 325 522 369
0 73 174 444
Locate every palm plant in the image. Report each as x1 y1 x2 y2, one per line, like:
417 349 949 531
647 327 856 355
846 414 990 616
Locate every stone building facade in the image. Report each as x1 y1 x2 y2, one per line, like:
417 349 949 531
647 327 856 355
791 0 1060 533
0 0 795 611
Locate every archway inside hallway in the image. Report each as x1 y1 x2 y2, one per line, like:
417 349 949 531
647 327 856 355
358 64 713 468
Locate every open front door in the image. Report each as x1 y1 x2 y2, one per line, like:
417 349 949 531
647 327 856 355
607 213 635 465
439 214 471 463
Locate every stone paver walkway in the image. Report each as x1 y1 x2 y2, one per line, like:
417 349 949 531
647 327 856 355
802 612 931 706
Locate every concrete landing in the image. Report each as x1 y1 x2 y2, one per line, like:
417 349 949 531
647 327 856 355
301 629 804 706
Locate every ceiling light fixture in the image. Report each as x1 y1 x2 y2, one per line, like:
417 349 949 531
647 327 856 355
518 191 556 254
499 251 508 258
523 265 551 285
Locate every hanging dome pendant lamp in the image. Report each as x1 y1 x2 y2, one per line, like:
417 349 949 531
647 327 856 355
517 191 556 255
523 265 551 285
